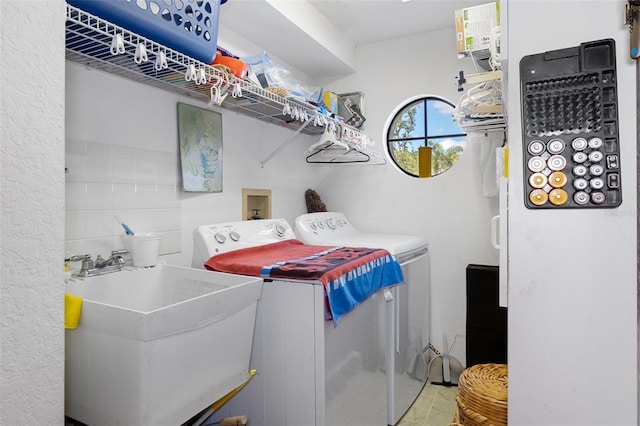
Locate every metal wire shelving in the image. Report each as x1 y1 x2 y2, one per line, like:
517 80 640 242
65 4 347 137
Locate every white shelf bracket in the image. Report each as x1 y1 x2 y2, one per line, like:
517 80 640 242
260 119 312 168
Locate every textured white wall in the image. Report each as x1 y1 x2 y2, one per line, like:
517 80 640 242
0 1 66 424
506 1 637 424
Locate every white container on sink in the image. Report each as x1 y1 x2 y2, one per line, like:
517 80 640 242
65 263 262 426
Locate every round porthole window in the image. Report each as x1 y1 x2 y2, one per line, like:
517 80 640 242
385 95 466 177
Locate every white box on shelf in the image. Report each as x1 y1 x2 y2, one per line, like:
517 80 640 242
455 2 500 55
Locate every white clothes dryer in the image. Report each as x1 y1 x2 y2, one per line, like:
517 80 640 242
295 212 430 426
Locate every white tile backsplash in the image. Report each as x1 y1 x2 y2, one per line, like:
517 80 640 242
156 160 180 185
85 210 117 239
156 150 177 163
65 153 86 182
65 211 86 240
66 138 87 155
65 182 87 211
65 140 181 261
135 159 156 184
86 182 114 210
112 157 136 183
159 230 181 255
113 182 138 209
86 153 112 182
155 184 180 208
86 140 112 157
133 184 158 208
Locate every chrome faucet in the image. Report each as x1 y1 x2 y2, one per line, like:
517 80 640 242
68 249 129 278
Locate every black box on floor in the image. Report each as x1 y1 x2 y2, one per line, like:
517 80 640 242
466 264 507 367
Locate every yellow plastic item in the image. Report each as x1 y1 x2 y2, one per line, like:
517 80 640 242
418 147 432 178
212 369 257 412
65 294 83 329
503 147 509 178
323 91 338 113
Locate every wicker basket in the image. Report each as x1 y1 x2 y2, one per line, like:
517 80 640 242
455 363 508 425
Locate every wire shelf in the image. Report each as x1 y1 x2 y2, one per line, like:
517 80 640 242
65 4 345 136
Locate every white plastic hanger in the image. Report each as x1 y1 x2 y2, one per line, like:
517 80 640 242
307 126 349 154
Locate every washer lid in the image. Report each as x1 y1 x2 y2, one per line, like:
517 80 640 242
317 233 428 256
295 212 428 255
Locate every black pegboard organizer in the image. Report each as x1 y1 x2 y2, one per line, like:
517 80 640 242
520 39 621 209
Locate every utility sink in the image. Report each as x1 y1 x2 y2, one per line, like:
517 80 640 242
65 264 262 426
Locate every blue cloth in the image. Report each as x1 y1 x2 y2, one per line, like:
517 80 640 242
260 246 404 325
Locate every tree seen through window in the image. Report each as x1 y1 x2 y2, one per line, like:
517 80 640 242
386 96 466 177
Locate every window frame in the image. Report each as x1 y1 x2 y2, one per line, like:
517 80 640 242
384 94 466 177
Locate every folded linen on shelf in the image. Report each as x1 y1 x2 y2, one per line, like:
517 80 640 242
204 239 404 325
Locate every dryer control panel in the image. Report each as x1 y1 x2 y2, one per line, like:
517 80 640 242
519 39 621 209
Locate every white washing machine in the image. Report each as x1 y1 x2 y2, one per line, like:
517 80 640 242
295 212 430 426
192 219 400 426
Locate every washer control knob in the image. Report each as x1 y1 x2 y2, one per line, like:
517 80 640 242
327 218 337 229
316 220 325 229
215 232 226 244
310 221 318 230
274 224 287 237
229 231 241 241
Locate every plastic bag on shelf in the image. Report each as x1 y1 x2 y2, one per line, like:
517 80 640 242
242 51 322 104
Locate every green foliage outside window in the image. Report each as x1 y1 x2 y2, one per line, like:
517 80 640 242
389 142 464 176
386 96 466 177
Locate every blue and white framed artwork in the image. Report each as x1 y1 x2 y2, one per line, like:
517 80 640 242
178 102 223 192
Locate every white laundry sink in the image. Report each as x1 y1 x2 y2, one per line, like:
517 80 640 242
65 264 262 426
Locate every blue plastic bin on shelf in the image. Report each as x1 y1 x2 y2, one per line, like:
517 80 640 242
67 0 226 64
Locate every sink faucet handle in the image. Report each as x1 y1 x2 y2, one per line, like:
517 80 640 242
67 254 94 270
67 254 91 262
111 249 129 266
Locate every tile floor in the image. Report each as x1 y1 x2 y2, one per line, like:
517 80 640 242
397 381 458 426
66 381 459 426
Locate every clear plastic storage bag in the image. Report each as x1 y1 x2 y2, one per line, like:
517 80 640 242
243 51 322 104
